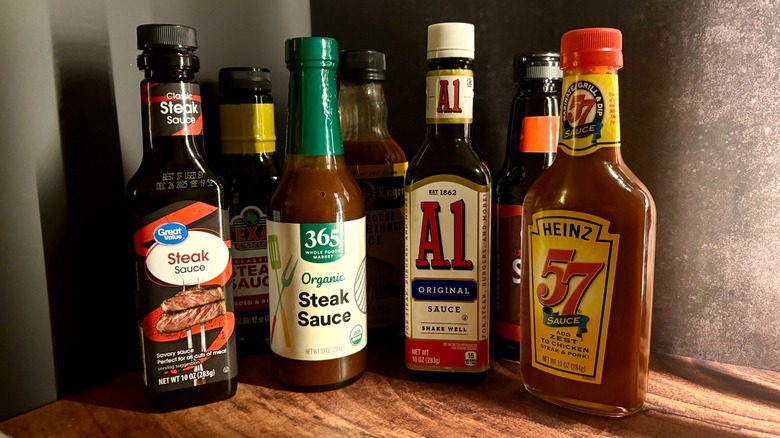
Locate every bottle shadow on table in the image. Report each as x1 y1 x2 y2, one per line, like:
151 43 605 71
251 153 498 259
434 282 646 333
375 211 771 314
651 353 780 408
67 371 151 414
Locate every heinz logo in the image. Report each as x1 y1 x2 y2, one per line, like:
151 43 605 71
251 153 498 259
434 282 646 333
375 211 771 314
154 223 188 245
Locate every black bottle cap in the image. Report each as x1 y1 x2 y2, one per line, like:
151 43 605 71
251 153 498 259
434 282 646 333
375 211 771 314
219 67 272 93
337 50 386 81
136 24 199 71
137 24 197 50
513 52 562 81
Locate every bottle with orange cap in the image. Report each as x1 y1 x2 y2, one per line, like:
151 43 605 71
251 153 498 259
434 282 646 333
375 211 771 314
519 27 656 416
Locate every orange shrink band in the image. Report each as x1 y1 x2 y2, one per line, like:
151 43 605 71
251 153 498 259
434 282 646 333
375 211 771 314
519 116 559 153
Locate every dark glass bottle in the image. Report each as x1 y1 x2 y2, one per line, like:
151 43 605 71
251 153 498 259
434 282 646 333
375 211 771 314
491 53 561 361
218 67 281 355
404 22 491 381
267 37 367 391
520 27 656 417
127 24 238 411
338 50 407 343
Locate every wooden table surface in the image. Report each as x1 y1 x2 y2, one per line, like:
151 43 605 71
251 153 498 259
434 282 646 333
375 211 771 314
2 344 779 438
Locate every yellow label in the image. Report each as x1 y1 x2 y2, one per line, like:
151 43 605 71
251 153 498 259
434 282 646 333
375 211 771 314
558 73 620 156
220 103 276 154
527 210 619 384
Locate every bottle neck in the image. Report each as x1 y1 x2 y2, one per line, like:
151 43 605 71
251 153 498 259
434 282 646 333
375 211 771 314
516 77 560 95
425 58 474 140
144 68 196 82
557 65 621 161
285 60 342 156
139 63 204 160
219 91 277 156
502 78 561 170
338 80 390 141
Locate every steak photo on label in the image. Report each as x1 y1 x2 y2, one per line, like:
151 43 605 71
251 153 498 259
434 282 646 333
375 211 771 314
157 300 227 334
155 285 227 334
161 285 224 313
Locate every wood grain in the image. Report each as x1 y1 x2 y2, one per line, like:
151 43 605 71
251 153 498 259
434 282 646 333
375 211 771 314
2 345 778 438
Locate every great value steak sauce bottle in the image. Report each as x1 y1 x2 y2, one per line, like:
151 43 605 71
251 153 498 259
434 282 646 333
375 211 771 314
127 24 237 411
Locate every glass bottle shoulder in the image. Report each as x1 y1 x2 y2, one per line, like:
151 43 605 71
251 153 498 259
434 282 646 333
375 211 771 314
343 138 407 166
406 136 490 186
128 137 226 213
223 153 280 210
494 154 554 204
524 150 654 218
269 154 365 223
223 153 280 185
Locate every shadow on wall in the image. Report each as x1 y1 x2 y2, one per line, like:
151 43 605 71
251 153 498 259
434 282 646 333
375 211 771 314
44 2 139 397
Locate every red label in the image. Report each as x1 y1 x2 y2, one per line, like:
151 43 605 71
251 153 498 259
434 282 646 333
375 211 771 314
142 82 203 136
132 200 236 393
491 203 523 342
406 338 488 370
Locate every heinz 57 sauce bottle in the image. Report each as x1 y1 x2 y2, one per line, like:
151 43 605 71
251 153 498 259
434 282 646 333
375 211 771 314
405 22 491 379
491 53 561 361
218 67 280 354
338 50 407 342
267 37 367 390
127 24 237 411
520 28 656 416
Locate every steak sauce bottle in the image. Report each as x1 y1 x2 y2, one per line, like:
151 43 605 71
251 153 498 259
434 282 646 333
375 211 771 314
267 37 367 390
404 22 491 380
520 28 656 416
338 50 408 343
218 67 280 354
127 24 237 411
491 53 561 361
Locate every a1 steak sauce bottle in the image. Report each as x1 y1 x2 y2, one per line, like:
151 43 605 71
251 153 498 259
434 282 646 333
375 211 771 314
127 23 238 411
404 22 491 381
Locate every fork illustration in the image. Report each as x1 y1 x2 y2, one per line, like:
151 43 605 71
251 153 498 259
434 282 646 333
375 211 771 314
269 234 297 348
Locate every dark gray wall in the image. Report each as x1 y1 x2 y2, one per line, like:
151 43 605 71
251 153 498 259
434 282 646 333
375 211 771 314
311 0 780 371
0 0 59 421
0 0 311 421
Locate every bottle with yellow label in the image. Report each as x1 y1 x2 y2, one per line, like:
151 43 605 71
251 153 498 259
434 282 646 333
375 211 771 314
218 67 280 354
520 27 656 416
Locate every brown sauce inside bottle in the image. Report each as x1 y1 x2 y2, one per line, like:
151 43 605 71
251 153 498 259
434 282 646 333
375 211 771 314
521 147 654 413
268 155 367 390
344 139 406 165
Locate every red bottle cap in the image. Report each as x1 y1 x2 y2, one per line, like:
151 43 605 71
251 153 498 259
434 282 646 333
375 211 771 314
560 27 623 70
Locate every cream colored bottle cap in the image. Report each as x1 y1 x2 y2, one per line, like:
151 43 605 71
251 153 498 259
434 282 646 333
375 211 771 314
426 22 475 60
